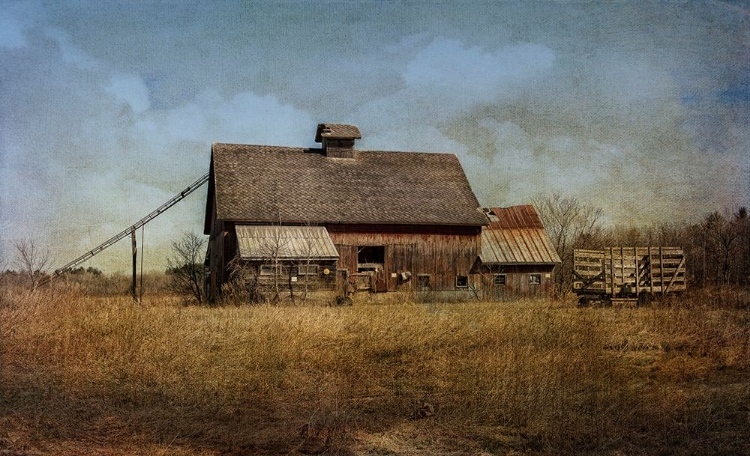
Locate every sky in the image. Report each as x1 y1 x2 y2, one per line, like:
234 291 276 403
1 0 749 273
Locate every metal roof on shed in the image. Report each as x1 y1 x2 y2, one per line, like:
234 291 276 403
236 225 340 261
480 205 561 265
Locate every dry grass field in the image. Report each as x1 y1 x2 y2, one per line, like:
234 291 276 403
1 283 748 455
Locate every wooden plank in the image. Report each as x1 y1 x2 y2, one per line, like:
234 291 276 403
659 247 665 296
633 246 640 295
664 256 686 294
648 246 654 294
609 247 616 295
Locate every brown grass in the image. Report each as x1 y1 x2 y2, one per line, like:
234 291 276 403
1 284 748 455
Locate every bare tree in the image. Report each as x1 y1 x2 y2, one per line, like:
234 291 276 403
12 238 51 290
166 232 206 304
296 222 323 303
702 210 743 285
260 225 291 303
532 193 603 297
735 207 750 286
297 232 313 303
225 255 264 304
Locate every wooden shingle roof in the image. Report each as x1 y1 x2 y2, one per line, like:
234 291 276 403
204 142 488 232
315 123 361 142
480 205 561 265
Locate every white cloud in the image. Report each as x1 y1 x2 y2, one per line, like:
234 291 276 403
106 74 151 114
44 26 100 70
403 38 555 106
365 125 468 154
467 118 544 202
147 89 314 150
404 38 545 87
352 37 557 137
348 37 565 205
213 92 314 145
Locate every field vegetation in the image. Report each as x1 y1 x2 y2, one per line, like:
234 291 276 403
1 280 748 455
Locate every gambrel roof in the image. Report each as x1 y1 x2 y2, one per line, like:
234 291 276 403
480 205 561 265
204 139 488 233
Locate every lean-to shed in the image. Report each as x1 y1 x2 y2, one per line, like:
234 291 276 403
476 205 561 300
203 123 488 300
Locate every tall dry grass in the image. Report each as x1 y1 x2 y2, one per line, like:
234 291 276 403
1 283 748 455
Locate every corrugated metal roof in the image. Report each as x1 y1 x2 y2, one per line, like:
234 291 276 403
236 225 340 261
480 205 561 265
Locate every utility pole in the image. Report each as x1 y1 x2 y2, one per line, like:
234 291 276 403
131 227 138 302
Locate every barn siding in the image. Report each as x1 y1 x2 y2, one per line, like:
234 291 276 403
208 222 486 299
327 224 481 292
478 264 556 300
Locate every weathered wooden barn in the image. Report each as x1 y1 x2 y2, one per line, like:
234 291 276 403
475 205 561 300
203 123 489 301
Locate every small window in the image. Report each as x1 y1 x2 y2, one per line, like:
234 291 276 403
417 274 431 290
297 264 318 276
260 265 276 276
529 274 541 285
456 275 469 288
494 274 506 286
260 265 289 276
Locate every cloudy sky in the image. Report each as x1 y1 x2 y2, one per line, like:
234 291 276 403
1 1 748 273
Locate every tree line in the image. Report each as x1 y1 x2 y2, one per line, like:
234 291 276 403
533 193 750 297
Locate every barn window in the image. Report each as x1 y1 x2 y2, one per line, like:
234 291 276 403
417 274 431 290
494 274 506 286
358 246 384 265
297 264 318 276
529 274 541 285
455 275 469 288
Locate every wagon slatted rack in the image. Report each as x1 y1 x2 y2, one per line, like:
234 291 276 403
573 246 686 306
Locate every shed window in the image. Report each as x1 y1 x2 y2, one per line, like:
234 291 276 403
456 275 469 288
260 265 289 276
529 274 541 285
297 264 318 276
494 274 506 286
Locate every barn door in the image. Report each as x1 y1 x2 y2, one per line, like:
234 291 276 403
389 244 416 290
335 244 357 274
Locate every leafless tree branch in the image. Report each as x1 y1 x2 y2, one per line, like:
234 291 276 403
12 238 50 290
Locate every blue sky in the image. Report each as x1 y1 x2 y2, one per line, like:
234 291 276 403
1 1 748 273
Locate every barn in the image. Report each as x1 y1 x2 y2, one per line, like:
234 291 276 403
474 205 561 300
203 123 489 301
